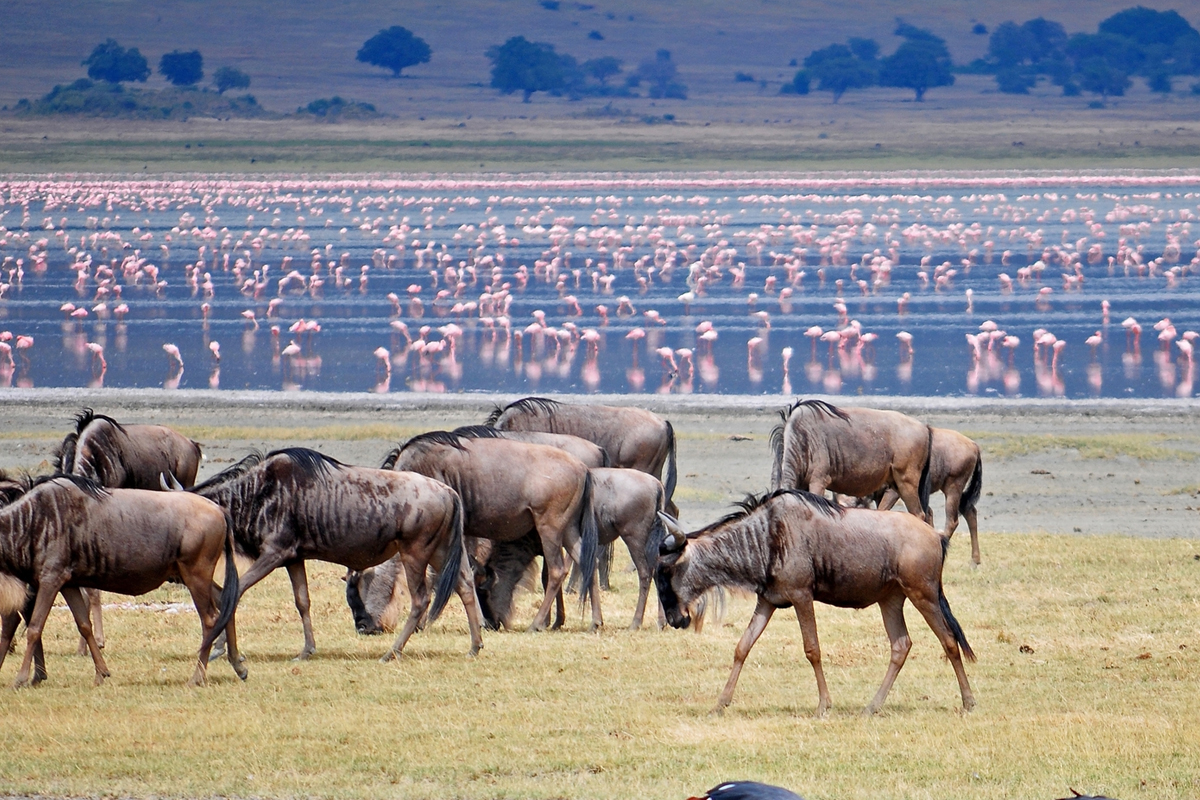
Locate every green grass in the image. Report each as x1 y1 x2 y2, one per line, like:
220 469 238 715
2 533 1199 799
964 432 1200 461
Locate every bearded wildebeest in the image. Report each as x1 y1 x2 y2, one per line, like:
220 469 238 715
0 474 240 688
770 400 932 519
188 448 477 661
485 397 678 515
870 427 984 564
383 426 600 631
655 490 976 717
355 467 667 633
54 408 203 655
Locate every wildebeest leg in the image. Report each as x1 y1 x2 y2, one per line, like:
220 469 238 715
893 474 926 519
876 488 900 512
628 556 653 631
792 593 831 717
542 558 566 630
181 571 223 688
713 596 775 715
964 506 981 565
76 588 104 656
213 582 248 681
865 593 911 715
908 590 977 712
529 538 568 632
0 611 20 669
565 536 603 631
60 587 111 686
13 581 62 688
285 561 317 660
381 559 430 663
942 486 963 538
456 556 484 656
209 553 287 661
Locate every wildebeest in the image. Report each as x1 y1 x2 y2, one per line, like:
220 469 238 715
188 447 477 660
770 400 932 519
54 408 203 654
870 427 984 564
0 474 241 688
384 426 600 631
655 490 976 717
486 397 678 514
354 466 667 632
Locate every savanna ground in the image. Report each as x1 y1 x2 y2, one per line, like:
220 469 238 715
0 391 1198 799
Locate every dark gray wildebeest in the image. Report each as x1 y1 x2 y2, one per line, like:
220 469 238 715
185 447 477 661
383 427 600 631
770 399 932 520
655 490 976 717
868 427 983 565
485 397 678 515
54 408 203 655
0 474 240 688
353 466 668 633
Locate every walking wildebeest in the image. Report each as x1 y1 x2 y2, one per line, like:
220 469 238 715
352 467 668 632
54 408 203 654
384 427 601 631
655 490 976 717
0 474 241 688
485 397 678 515
188 448 478 661
869 427 984 564
770 400 932 519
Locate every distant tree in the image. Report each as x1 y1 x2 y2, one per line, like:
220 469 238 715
584 56 622 85
487 36 566 101
1099 7 1198 48
995 68 1036 94
1022 18 1068 61
1066 33 1144 78
637 49 687 99
357 26 431 77
848 37 880 62
1076 57 1132 98
788 69 811 94
893 22 946 46
972 23 988 36
213 66 251 94
802 41 878 102
82 39 150 84
880 39 954 101
159 50 203 86
987 22 1032 68
588 30 604 41
1148 71 1173 93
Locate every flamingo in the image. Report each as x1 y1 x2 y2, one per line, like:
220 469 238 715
162 343 183 371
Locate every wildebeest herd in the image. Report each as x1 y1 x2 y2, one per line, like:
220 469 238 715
0 397 985 717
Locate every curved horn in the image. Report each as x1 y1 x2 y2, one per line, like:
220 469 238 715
160 472 185 491
658 527 687 556
657 510 685 535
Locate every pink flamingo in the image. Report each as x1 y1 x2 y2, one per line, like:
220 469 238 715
1086 331 1103 359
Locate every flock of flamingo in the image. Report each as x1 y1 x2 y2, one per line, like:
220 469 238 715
0 173 1196 397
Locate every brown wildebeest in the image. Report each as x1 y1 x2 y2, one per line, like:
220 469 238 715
770 400 932 519
54 408 203 654
384 427 600 631
485 397 678 514
655 490 976 717
871 427 984 564
0 474 241 688
354 467 668 633
188 447 479 661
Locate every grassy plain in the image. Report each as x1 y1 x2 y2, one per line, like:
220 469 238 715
1 534 1198 800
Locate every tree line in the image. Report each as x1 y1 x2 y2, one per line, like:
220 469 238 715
82 39 251 94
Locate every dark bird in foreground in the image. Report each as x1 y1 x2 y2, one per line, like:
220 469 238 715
1057 791 1118 800
689 781 804 800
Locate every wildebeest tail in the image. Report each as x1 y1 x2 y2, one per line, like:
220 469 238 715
937 534 975 662
576 470 599 605
596 541 615 591
768 420 786 490
919 426 933 518
202 512 241 653
427 491 465 624
961 448 983 515
644 484 668 568
379 447 401 471
663 420 678 505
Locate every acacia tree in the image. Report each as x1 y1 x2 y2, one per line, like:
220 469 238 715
213 66 251 94
83 39 150 84
880 31 954 101
159 50 203 86
357 26 431 76
487 36 566 101
804 43 877 103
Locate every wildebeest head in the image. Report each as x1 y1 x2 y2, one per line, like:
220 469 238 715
654 511 692 630
343 559 404 635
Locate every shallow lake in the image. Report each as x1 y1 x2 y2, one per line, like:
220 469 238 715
0 172 1196 398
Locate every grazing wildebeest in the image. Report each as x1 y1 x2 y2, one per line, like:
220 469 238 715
770 400 932 519
189 448 477 660
384 427 600 631
0 474 240 688
655 490 976 717
354 467 667 632
54 408 203 654
870 427 984 564
486 397 678 514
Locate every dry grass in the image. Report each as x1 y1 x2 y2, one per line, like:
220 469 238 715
963 432 1200 462
2 533 1199 799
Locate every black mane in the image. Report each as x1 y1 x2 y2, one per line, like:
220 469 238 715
496 396 561 424
451 425 506 440
397 429 470 454
700 488 843 535
266 447 343 478
74 408 126 435
191 450 265 493
778 398 851 424
34 473 110 501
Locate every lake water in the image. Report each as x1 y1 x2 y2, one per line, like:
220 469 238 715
0 172 1197 398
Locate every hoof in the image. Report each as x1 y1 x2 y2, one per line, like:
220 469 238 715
708 705 726 718
379 650 397 663
961 698 977 713
290 650 313 662
235 665 249 681
207 645 226 664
